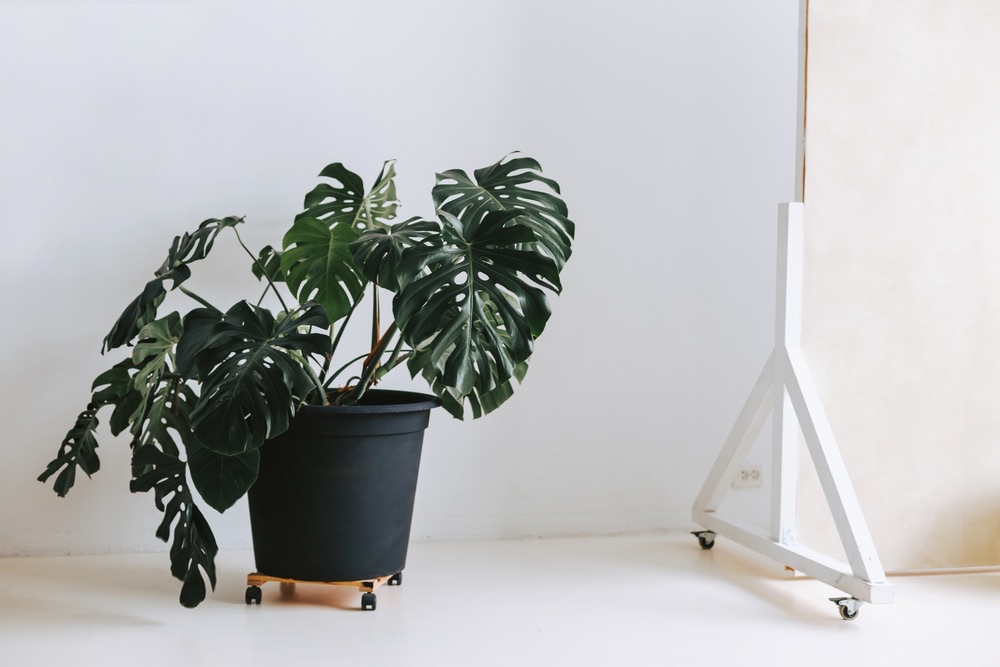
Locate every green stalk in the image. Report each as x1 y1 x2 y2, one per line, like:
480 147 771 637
232 228 289 313
318 298 362 385
302 359 328 406
334 322 398 405
177 286 217 311
374 335 409 381
324 353 369 389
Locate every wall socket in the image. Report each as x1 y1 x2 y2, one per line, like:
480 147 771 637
732 465 763 488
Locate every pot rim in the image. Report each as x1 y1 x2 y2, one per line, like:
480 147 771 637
301 389 442 415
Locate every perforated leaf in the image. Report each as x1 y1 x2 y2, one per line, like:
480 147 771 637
190 302 330 455
395 210 560 417
433 154 574 269
103 217 242 352
350 216 442 291
281 162 399 323
130 445 218 608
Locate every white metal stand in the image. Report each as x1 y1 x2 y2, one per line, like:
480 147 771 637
691 203 894 618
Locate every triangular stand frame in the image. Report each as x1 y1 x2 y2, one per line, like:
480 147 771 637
691 203 894 606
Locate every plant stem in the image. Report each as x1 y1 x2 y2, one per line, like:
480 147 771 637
319 298 362 385
334 322 398 405
324 353 369 389
371 280 380 351
232 228 289 313
374 333 409 380
301 360 328 406
178 286 217 311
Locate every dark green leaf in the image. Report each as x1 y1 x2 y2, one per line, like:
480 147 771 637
131 313 182 390
102 217 242 353
187 436 260 513
350 216 441 291
127 313 183 443
282 161 400 322
130 444 218 608
394 210 561 418
103 281 166 353
281 218 365 324
137 379 198 458
175 307 223 380
433 153 574 269
299 160 398 232
191 302 330 455
155 216 244 283
38 404 101 496
90 358 143 437
251 245 285 283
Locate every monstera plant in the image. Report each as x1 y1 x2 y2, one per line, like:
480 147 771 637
39 153 574 607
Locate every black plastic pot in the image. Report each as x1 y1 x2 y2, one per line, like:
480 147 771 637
247 389 439 582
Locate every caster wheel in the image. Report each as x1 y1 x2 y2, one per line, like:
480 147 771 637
388 572 402 586
361 592 377 611
838 605 859 620
830 597 862 620
245 586 262 605
692 530 716 550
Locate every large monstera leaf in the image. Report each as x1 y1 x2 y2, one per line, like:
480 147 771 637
433 154 574 270
190 301 330 455
394 210 561 417
103 217 243 352
281 161 399 323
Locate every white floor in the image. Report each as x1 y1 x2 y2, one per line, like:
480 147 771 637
0 534 995 666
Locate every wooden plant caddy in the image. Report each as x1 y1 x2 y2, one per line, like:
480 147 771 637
245 571 402 611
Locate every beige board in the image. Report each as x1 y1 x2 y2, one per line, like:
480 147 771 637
798 0 1000 569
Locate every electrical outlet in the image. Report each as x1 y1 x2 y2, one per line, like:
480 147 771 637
732 465 763 488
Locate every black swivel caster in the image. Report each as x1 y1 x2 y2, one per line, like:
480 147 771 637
245 585 262 605
361 592 377 611
388 572 402 586
692 530 717 550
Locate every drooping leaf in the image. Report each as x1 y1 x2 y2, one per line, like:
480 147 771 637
130 444 218 608
37 404 102 497
186 436 260 513
103 282 166 354
131 313 182 393
433 153 574 269
38 354 154 495
350 216 442 291
137 379 199 458
475 359 529 417
102 217 242 353
91 359 143 437
155 216 245 283
190 301 330 455
394 210 561 417
126 313 183 445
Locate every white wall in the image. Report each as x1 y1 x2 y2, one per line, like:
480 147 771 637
0 0 799 556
